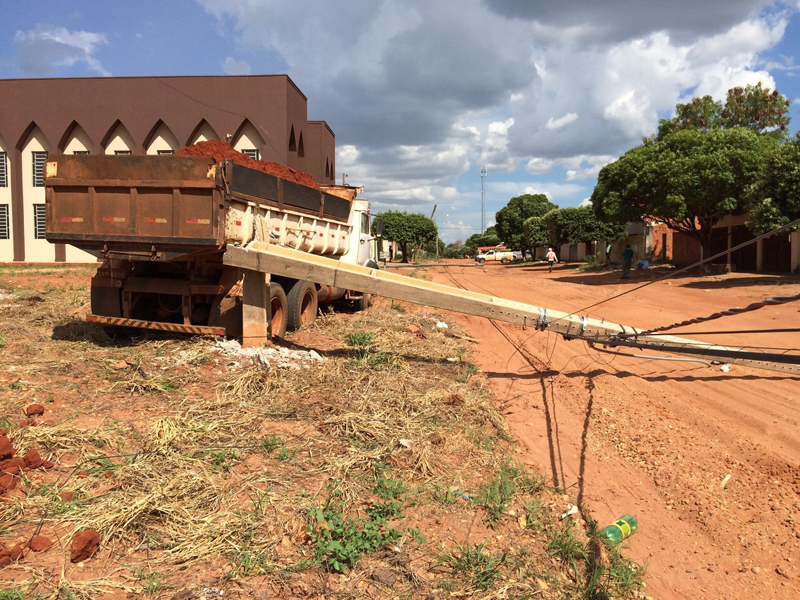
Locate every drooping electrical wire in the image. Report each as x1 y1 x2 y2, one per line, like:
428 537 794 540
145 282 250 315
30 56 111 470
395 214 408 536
630 293 800 336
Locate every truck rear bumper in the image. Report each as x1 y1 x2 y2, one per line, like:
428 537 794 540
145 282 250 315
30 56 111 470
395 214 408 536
87 314 225 336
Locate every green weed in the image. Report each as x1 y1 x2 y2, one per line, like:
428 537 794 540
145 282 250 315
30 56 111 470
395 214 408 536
345 331 374 347
306 483 404 572
137 570 164 594
261 435 282 454
547 518 587 562
437 542 506 591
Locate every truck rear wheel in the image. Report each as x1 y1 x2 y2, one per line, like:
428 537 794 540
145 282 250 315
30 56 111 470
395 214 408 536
356 292 373 311
500 257 509 265
286 280 318 331
270 282 288 338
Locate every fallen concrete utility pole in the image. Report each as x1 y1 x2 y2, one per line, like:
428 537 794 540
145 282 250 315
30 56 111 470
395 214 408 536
224 241 800 376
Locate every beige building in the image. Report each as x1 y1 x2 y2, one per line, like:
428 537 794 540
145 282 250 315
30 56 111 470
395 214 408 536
0 75 336 263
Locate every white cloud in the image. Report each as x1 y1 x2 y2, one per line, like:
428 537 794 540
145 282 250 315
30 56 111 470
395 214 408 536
546 112 579 130
14 26 109 76
526 157 554 175
196 0 797 229
222 56 251 75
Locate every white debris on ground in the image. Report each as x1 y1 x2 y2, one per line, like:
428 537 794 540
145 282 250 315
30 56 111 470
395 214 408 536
213 339 325 370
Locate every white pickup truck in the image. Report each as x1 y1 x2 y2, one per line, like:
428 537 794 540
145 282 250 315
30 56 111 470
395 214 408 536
475 248 522 264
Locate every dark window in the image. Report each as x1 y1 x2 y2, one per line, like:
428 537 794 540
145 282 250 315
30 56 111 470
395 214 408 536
289 126 296 152
298 133 304 158
73 150 90 155
33 204 46 239
0 152 6 187
115 150 132 155
242 149 260 160
32 151 48 187
325 158 330 179
157 149 174 155
0 204 9 239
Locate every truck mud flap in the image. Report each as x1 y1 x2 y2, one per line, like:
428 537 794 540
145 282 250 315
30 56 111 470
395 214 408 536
87 314 225 336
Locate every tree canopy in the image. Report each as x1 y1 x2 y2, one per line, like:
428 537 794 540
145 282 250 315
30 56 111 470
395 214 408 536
494 194 557 252
462 227 501 257
542 206 627 247
592 127 777 255
747 139 800 234
657 83 791 141
373 211 437 263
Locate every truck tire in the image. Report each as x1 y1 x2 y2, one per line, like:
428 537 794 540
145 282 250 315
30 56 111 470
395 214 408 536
286 280 318 331
270 282 288 338
357 292 373 311
477 257 486 264
500 257 509 265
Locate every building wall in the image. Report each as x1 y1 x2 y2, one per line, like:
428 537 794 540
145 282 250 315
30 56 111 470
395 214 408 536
0 74 336 263
0 137 13 259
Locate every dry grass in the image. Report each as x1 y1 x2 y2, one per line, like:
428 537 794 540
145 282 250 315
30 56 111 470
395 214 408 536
0 267 645 599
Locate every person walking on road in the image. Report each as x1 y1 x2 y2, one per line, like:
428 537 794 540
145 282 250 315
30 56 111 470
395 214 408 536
621 244 633 279
546 247 558 273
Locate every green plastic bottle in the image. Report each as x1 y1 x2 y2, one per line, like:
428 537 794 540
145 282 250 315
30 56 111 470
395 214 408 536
599 514 638 547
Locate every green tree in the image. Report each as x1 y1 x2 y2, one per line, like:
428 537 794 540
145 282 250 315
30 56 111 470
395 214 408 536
722 83 791 139
657 95 722 139
657 83 790 141
523 216 552 252
593 128 776 257
542 206 626 247
373 211 437 263
443 240 464 258
748 140 800 234
462 227 501 257
495 194 557 253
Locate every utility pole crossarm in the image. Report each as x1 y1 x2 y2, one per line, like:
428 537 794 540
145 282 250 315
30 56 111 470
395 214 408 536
223 241 800 375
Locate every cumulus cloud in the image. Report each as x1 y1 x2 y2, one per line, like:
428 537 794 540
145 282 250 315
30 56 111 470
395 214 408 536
546 113 579 130
196 0 796 239
14 26 109 76
222 56 251 75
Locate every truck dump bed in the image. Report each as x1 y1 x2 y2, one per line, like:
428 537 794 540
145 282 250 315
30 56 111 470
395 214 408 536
46 154 355 261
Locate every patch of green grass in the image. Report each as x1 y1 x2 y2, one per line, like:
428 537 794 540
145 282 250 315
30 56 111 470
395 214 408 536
455 363 479 382
477 460 541 527
193 449 238 472
306 483 405 573
137 570 164 595
345 331 374 347
277 446 298 462
8 382 21 390
437 542 506 591
261 435 282 454
547 518 587 563
85 456 120 475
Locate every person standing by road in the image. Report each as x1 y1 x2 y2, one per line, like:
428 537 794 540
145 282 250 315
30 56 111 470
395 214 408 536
606 242 612 264
546 247 558 272
622 244 633 279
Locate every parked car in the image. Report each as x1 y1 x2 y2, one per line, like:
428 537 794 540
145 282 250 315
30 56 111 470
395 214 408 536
475 248 522 264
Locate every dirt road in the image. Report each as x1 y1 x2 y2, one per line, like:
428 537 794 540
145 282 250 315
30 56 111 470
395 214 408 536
426 261 800 600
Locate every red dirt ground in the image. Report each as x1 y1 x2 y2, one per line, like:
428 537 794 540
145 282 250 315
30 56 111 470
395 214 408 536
425 260 800 600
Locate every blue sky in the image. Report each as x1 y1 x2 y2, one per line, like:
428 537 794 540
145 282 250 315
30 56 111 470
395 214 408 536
3 1 800 243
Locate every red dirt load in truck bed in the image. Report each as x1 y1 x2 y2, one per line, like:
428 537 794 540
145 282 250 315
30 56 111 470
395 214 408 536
176 140 320 189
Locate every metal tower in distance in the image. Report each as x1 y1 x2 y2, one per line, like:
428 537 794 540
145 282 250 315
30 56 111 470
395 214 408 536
480 166 487 234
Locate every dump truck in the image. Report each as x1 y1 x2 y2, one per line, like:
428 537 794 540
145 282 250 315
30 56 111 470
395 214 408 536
45 154 798 375
45 154 377 340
